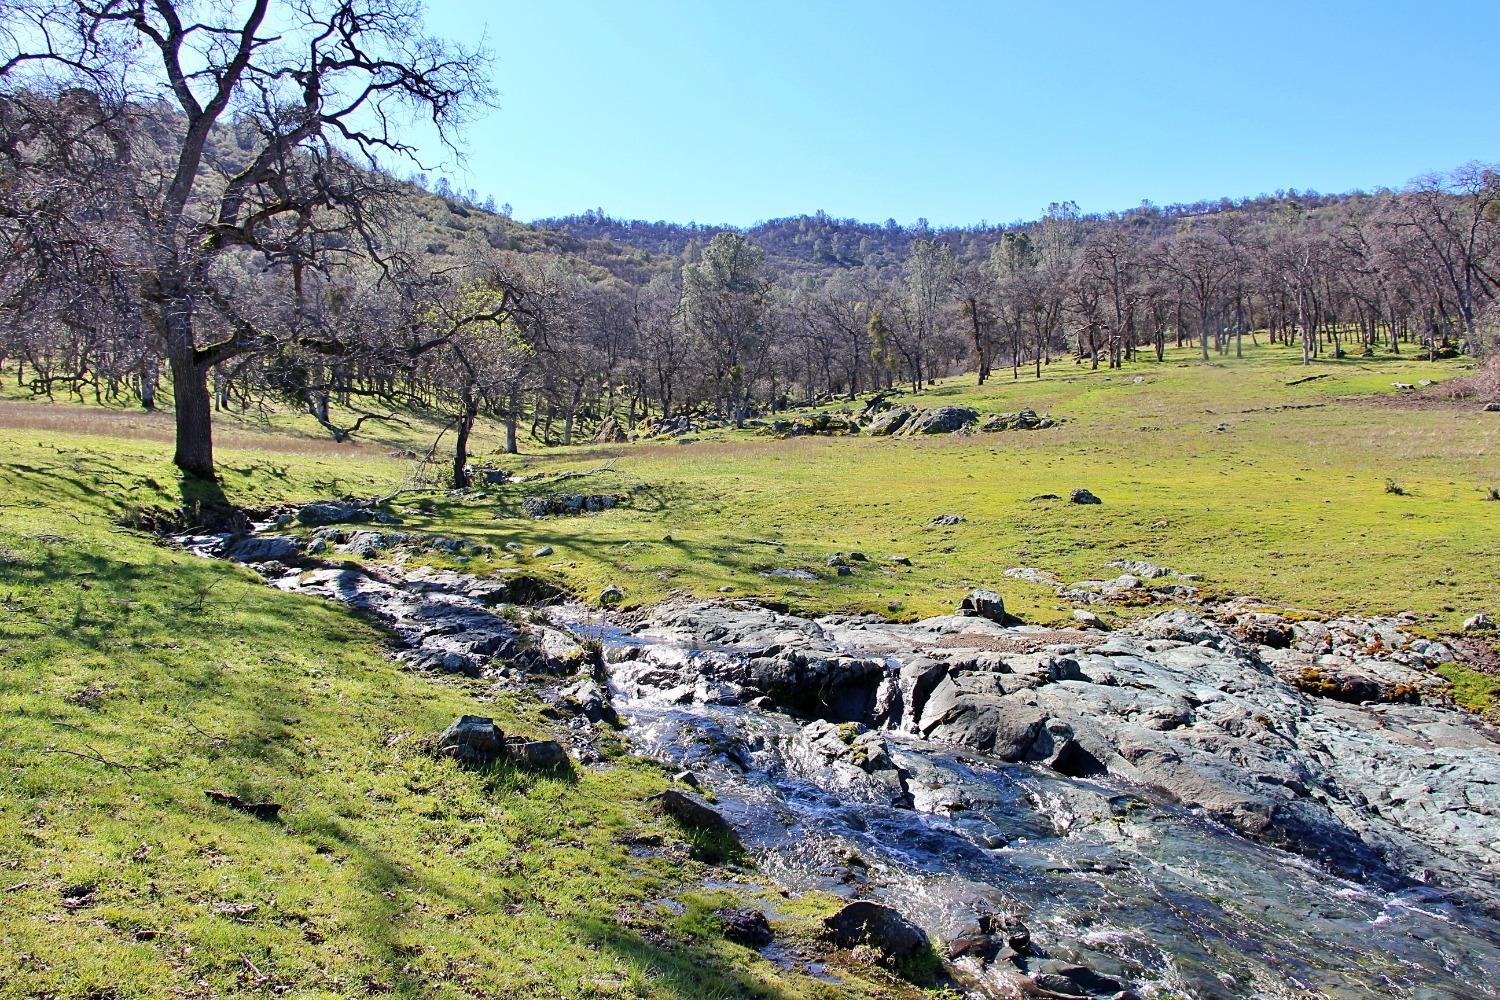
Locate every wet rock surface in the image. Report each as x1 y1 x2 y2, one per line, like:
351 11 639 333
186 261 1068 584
821 900 930 962
566 597 1500 998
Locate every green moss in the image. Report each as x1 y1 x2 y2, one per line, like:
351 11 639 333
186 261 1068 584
1438 663 1500 720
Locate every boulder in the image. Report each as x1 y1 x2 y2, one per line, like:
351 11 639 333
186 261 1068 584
1463 613 1494 632
521 494 617 518
652 788 734 836
1072 609 1108 630
930 513 966 526
531 545 554 558
865 406 915 436
1029 962 1130 998
901 406 978 435
559 677 618 725
1108 558 1173 579
822 900 929 961
592 417 628 443
296 502 371 526
958 589 1008 623
336 530 411 557
1234 613 1295 648
945 912 1030 965
791 720 910 806
981 409 1059 432
506 738 570 770
226 535 301 563
1069 489 1102 505
760 413 859 438
436 716 505 765
718 907 774 948
600 585 625 606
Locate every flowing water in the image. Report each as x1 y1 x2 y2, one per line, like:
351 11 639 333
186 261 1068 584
556 608 1500 1000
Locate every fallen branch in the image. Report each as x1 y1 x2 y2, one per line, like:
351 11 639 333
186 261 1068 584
1285 373 1331 386
38 745 138 774
552 462 617 482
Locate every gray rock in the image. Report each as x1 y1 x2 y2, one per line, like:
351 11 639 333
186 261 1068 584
958 589 1008 623
900 406 979 435
437 716 505 764
718 906 773 947
1069 488 1102 505
507 738 570 770
336 530 410 557
1030 961 1129 997
521 494 617 518
1108 558 1174 579
789 720 910 806
226 535 301 563
296 501 398 526
1464 613 1494 631
600 584 625 605
930 513 966 526
559 677 618 726
1072 609 1108 629
865 406 915 436
272 566 530 678
531 545 554 558
610 597 1500 902
653 788 734 836
822 900 929 960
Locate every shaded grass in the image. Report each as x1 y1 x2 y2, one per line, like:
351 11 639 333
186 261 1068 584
0 442 927 1000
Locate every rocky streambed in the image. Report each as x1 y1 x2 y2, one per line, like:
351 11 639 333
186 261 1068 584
177 526 1500 999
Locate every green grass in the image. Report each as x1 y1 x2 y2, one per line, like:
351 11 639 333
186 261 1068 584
0 440 930 1000
2 340 1498 996
1438 663 1499 720
374 343 1497 635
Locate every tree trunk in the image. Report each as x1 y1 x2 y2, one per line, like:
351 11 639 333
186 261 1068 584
168 340 215 480
504 389 520 454
452 403 476 487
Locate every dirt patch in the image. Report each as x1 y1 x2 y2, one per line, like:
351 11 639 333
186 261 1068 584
1451 637 1500 678
1355 391 1493 413
0 400 389 457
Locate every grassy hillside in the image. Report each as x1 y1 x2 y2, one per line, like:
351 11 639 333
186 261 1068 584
1 342 1497 998
400 344 1497 630
0 438 932 1000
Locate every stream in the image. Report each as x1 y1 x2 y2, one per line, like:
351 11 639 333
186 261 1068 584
180 525 1500 999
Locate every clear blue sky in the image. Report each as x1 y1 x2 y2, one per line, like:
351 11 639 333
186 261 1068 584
416 0 1500 227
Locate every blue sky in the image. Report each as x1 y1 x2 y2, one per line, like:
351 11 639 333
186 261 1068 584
416 0 1500 227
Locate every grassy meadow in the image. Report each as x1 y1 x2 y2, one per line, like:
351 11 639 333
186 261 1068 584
1 340 1498 998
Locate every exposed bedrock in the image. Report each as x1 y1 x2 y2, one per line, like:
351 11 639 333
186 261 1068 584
608 600 1500 902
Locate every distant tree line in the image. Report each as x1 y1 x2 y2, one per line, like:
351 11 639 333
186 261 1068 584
3 2 1497 486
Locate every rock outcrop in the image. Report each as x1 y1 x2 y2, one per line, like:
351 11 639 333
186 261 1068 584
606 598 1499 901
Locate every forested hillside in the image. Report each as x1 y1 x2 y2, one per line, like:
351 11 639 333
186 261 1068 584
3 2 1497 494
